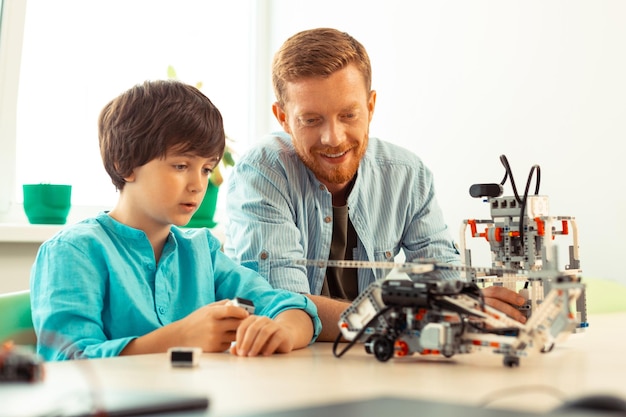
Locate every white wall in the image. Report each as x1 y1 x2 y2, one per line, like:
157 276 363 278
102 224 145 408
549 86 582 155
3 1 625 291
0 243 40 293
267 0 626 284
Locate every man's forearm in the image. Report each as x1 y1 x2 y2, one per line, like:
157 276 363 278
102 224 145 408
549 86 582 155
306 294 351 342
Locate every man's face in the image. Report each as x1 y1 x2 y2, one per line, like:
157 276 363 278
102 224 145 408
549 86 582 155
273 64 376 196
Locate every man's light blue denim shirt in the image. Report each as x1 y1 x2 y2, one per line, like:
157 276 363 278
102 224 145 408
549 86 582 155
225 132 461 295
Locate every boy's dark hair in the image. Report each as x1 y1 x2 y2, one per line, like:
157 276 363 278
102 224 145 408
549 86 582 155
98 79 225 190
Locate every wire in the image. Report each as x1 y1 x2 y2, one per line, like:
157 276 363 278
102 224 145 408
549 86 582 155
498 155 542 258
518 164 541 246
332 305 393 358
499 155 522 204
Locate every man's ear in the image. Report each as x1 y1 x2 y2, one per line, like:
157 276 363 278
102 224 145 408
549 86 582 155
367 90 377 121
272 102 291 134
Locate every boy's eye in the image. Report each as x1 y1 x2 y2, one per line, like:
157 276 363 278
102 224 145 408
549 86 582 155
174 164 187 170
202 167 213 176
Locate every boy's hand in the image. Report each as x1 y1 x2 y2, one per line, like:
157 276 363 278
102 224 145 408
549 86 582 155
176 300 251 352
229 315 295 357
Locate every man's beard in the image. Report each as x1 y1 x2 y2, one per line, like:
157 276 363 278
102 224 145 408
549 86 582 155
296 140 367 185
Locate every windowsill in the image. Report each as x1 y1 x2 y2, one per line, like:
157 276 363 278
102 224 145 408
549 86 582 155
0 203 108 244
0 204 227 244
0 223 64 243
0 221 226 244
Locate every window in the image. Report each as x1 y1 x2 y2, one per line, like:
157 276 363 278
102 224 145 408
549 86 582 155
1 0 267 222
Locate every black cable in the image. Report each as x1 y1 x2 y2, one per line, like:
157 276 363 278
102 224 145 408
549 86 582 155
332 305 393 358
518 164 541 247
499 155 522 204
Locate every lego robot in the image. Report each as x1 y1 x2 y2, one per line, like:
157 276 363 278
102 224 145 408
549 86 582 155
334 263 583 367
459 155 588 331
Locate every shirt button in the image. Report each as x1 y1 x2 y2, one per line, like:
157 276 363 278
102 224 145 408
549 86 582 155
158 307 165 314
260 251 269 260
385 251 392 259
319 184 325 191
324 216 332 223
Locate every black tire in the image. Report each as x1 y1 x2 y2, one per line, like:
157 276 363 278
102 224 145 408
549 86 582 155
372 337 394 362
503 356 520 368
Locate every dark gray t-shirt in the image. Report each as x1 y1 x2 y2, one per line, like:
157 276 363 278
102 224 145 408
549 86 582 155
321 205 358 300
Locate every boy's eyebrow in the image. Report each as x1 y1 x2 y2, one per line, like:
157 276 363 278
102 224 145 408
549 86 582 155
168 151 221 162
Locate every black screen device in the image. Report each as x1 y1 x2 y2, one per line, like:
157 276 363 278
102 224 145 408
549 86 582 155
68 390 209 417
228 396 624 417
554 394 626 413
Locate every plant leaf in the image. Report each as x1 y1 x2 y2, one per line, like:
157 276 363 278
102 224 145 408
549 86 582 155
210 165 223 186
167 65 177 79
222 151 235 167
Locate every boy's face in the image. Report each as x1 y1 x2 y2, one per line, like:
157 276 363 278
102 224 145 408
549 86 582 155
121 151 220 230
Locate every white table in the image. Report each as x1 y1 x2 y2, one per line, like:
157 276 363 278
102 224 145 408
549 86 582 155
3 312 625 417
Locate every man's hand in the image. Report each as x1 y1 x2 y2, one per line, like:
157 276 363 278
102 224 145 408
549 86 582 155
481 286 527 323
305 295 351 342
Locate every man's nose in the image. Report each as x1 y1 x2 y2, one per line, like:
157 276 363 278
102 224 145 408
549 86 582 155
320 120 345 147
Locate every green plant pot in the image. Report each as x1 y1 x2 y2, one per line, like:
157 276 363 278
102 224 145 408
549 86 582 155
22 184 72 225
186 183 219 228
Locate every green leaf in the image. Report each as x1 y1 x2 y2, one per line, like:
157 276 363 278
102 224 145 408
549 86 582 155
210 165 224 186
222 151 235 167
167 65 178 79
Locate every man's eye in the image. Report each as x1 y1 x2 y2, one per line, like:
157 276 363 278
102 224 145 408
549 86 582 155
342 113 356 120
300 117 320 126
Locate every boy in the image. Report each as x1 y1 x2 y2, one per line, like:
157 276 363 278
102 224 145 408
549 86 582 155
30 80 320 361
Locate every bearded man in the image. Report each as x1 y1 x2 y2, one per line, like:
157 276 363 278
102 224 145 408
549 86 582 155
225 28 526 341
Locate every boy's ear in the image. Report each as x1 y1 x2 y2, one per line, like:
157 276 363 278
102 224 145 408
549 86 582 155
123 170 136 183
115 162 135 183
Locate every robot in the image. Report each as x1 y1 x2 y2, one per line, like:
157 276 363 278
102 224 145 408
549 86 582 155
333 263 583 367
459 155 588 331
299 155 587 367
0 342 44 382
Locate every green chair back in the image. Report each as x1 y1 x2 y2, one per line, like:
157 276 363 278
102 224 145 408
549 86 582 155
0 290 36 346
585 278 626 314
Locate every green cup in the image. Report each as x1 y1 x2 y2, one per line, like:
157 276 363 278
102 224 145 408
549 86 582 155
23 184 72 225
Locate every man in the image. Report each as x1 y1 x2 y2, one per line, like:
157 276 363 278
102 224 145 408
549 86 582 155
225 28 525 341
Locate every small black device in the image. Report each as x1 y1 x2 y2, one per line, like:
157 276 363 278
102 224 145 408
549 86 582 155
168 347 202 368
231 297 255 314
